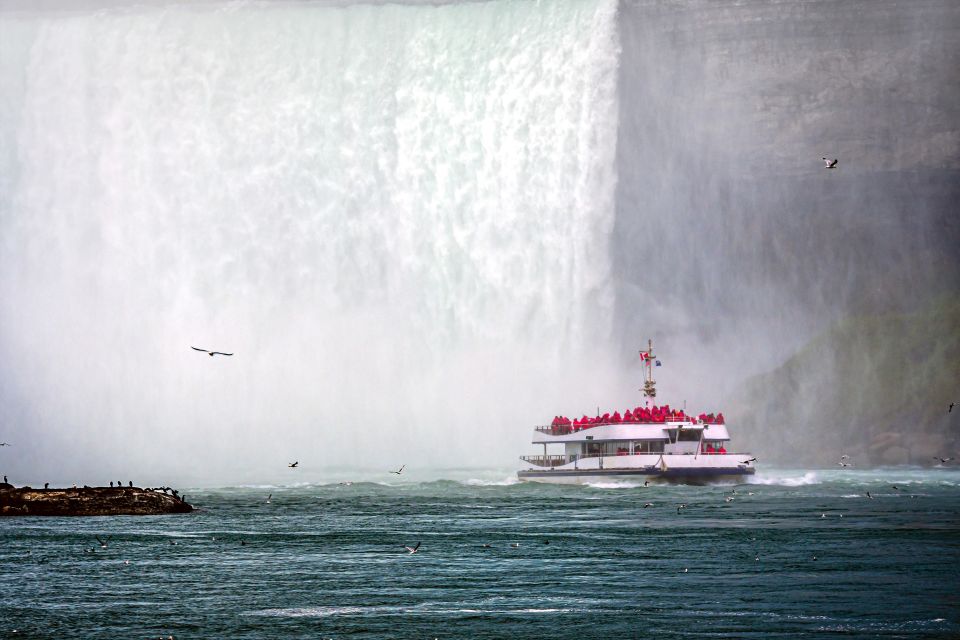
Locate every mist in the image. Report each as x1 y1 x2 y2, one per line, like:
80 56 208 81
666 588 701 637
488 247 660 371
1 0 958 485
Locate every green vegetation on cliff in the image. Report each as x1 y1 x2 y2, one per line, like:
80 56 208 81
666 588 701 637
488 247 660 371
731 296 960 466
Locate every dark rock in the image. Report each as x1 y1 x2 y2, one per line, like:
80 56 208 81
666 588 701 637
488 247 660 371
0 486 193 517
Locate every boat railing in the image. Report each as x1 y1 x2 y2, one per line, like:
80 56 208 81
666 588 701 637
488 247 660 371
520 451 750 468
519 455 568 468
535 420 714 436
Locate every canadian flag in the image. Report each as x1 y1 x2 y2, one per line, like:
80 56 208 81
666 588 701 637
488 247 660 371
639 351 651 362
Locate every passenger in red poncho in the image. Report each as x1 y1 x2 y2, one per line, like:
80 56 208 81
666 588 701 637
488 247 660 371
612 411 622 423
716 413 725 424
624 410 634 422
718 446 727 454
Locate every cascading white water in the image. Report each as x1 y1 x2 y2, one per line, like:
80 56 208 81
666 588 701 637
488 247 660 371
0 0 624 482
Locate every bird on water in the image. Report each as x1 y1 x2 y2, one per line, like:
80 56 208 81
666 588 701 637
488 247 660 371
191 346 233 357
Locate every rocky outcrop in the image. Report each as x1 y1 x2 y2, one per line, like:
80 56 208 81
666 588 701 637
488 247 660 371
730 296 960 466
0 485 194 517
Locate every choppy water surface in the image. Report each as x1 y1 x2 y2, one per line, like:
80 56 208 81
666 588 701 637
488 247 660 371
2 468 959 639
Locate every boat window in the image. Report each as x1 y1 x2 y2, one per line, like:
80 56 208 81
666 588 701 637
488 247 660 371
678 429 701 442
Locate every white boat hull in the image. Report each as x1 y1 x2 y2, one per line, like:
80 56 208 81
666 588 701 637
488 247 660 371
517 454 755 484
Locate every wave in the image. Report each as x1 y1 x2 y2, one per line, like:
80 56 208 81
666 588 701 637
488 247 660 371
249 605 576 618
747 471 819 486
462 476 521 487
584 481 646 489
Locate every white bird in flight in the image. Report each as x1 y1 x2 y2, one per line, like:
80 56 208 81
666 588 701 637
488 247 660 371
191 346 233 357
391 465 405 475
822 157 838 169
404 542 421 554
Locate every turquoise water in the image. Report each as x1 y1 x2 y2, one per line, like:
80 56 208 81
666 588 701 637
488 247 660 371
2 468 959 639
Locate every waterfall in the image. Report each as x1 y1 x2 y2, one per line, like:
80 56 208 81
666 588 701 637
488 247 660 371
0 0 623 480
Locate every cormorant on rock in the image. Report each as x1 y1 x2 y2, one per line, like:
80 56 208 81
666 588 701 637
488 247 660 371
110 481 114 487
3 475 7 483
128 481 133 487
44 483 49 489
116 481 121 488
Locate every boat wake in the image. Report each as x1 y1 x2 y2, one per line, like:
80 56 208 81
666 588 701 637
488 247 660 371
747 471 819 486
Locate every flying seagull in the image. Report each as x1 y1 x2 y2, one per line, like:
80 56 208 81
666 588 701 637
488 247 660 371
838 461 852 467
643 502 654 508
95 536 111 549
391 465 405 475
0 442 10 447
866 492 874 499
822 157 838 169
403 542 421 554
934 457 954 465
191 346 233 357
741 457 757 464
266 494 272 503
840 454 850 459
677 503 687 514
288 462 299 468
949 402 955 413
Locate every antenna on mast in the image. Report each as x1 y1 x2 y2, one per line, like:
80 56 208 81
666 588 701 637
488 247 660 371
640 338 657 404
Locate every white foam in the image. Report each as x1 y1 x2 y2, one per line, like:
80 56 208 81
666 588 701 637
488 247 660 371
585 480 644 489
463 476 520 487
747 471 819 486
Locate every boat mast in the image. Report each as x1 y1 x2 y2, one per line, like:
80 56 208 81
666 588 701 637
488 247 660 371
641 338 656 406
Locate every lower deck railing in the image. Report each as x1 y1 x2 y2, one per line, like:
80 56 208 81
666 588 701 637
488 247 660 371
520 452 753 468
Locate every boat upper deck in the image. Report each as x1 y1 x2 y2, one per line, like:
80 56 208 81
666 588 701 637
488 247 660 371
532 421 731 444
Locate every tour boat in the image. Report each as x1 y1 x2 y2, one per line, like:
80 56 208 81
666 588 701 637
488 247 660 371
517 340 755 484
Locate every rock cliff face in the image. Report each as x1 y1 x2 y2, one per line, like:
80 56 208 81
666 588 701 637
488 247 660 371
729 296 960 466
0 485 193 517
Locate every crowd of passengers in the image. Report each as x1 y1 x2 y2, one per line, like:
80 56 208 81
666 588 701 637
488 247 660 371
549 406 725 434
